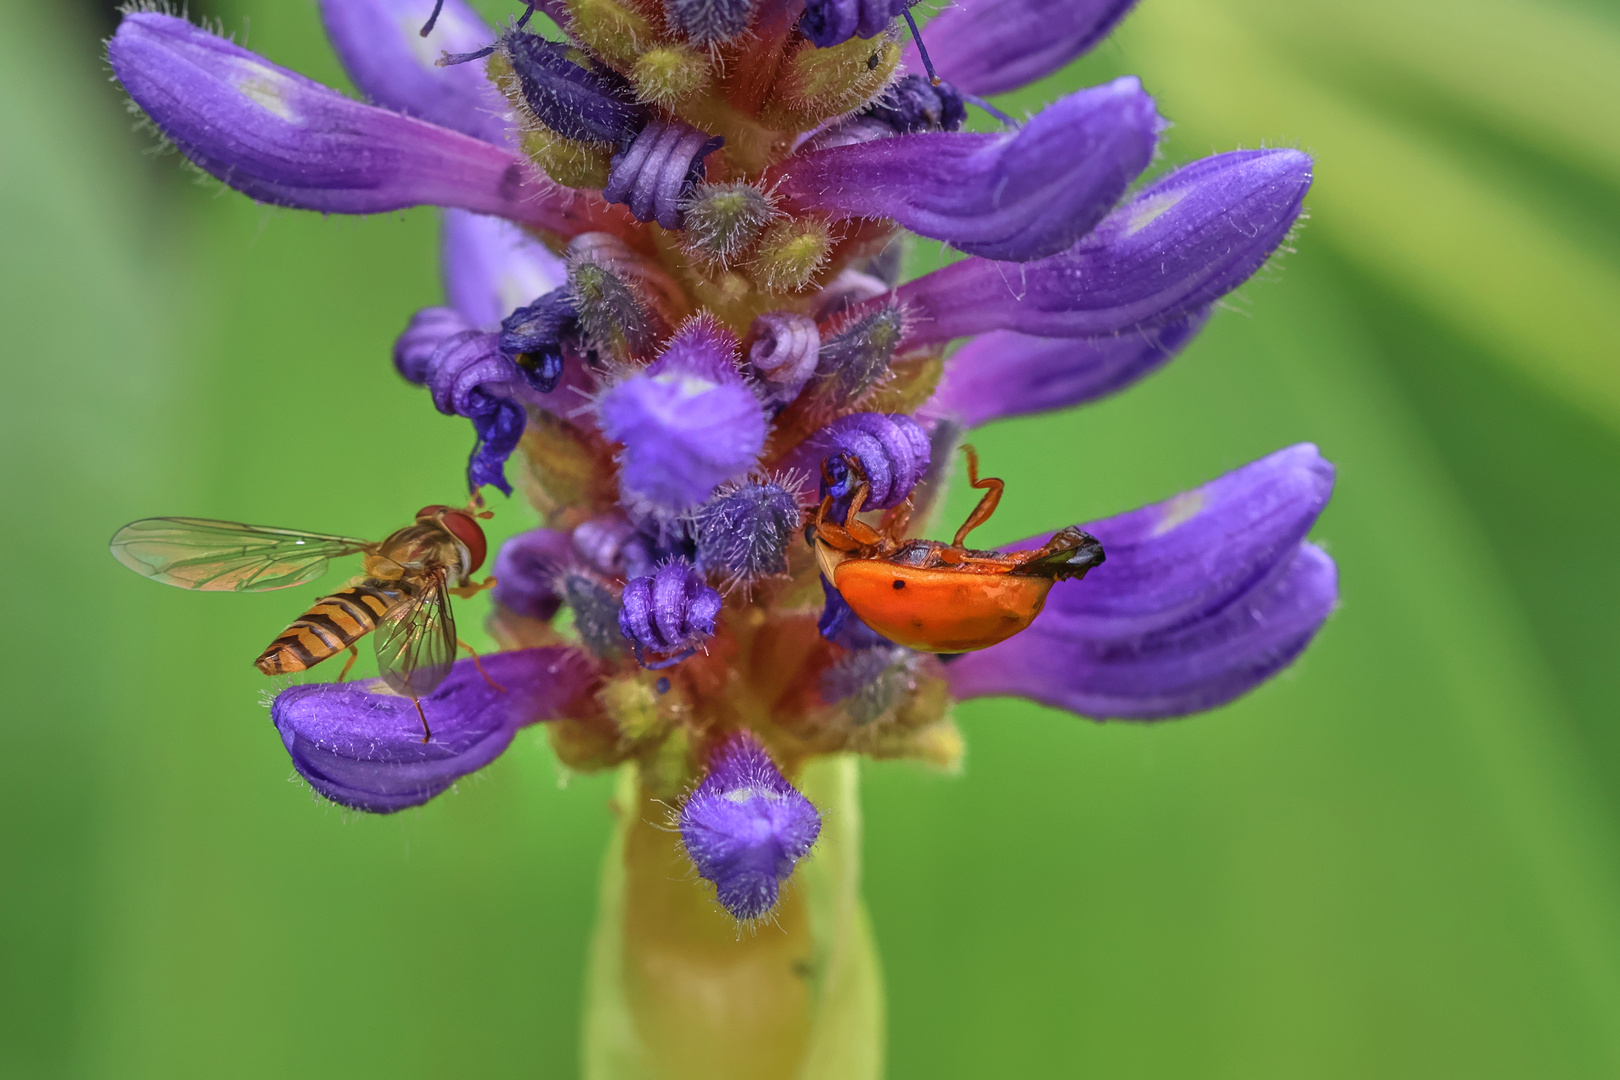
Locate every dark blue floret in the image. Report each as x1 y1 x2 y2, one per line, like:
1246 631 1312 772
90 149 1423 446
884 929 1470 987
501 30 648 146
799 0 916 47
860 73 966 133
499 288 578 392
694 481 800 585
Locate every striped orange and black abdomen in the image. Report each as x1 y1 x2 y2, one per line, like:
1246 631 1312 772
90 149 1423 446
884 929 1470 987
255 583 407 676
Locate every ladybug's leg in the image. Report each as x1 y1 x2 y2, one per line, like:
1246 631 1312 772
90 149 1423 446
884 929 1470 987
952 444 1006 548
879 495 915 540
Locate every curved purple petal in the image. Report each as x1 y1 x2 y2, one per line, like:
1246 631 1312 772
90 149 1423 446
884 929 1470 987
492 528 575 622
902 0 1138 97
782 78 1162 261
108 13 598 233
945 444 1337 718
927 309 1209 427
442 210 568 330
319 0 512 144
271 647 598 813
394 305 474 383
780 412 931 510
890 149 1312 345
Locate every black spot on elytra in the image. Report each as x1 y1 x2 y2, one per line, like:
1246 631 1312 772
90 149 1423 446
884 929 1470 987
892 579 906 589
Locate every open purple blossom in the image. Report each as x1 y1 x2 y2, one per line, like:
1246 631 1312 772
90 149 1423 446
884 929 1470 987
679 731 822 920
109 0 1337 932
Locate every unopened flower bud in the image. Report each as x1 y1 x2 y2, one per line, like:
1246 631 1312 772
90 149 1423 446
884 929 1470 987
564 0 656 68
682 182 778 266
630 45 711 107
679 731 822 920
770 34 900 125
745 311 819 404
618 560 723 667
568 256 658 360
561 570 626 658
799 0 915 47
816 305 903 401
860 72 966 133
664 0 756 43
748 217 834 294
499 30 647 146
694 481 801 587
602 118 724 230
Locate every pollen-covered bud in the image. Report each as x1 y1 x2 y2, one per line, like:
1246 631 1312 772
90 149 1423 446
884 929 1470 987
745 311 819 405
498 288 578 393
665 0 756 43
821 644 916 724
561 569 626 659
568 254 659 361
564 0 656 68
788 411 930 509
679 731 822 921
749 217 835 294
630 45 711 107
682 182 779 267
519 127 615 188
597 318 768 510
770 34 901 125
491 528 574 622
618 560 723 668
816 304 903 401
498 30 647 146
602 118 724 230
860 72 966 133
694 481 801 587
800 0 915 47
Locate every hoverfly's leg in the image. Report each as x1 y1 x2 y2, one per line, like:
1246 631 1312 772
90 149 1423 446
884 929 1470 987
459 640 506 692
952 444 1005 548
464 489 495 520
336 644 359 683
413 697 433 743
449 575 496 599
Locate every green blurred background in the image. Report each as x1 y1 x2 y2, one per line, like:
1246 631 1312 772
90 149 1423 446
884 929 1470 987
4 0 1619 1074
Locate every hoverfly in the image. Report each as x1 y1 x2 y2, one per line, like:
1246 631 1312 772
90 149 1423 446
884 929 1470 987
110 502 499 740
811 446 1105 653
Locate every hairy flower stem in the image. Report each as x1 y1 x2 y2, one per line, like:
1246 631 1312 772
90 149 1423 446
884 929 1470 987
584 758 882 1080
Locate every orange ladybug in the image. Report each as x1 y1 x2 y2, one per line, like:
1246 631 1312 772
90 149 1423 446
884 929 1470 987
811 445 1105 652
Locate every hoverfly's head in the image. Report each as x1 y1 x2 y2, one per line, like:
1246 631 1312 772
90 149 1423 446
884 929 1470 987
416 504 488 578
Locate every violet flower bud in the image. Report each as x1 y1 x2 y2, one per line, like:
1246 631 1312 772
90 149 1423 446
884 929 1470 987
492 528 575 621
784 412 931 510
903 0 1138 97
270 647 597 813
602 118 725 230
498 288 579 393
618 559 723 668
893 149 1313 344
442 209 568 331
694 481 802 586
785 78 1164 261
745 311 820 406
799 0 915 48
107 13 570 229
597 319 768 511
859 73 967 134
501 30 648 146
679 731 822 920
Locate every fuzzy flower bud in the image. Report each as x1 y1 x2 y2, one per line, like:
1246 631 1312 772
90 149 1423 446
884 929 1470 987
618 559 723 667
499 30 648 146
492 528 575 622
679 731 822 920
694 481 801 587
749 217 835 294
561 570 627 658
630 45 711 107
681 182 778 266
816 305 903 401
569 255 659 360
860 73 967 133
799 0 914 47
745 311 820 405
602 117 724 229
664 0 756 43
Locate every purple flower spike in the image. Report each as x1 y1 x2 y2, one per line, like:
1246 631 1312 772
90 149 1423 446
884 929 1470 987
603 118 724 230
747 312 821 406
394 306 474 382
901 0 1138 97
785 78 1163 261
492 528 576 621
618 560 723 667
928 310 1210 428
783 413 931 510
680 731 822 920
597 320 768 510
946 444 1338 718
108 13 588 229
800 0 914 47
319 0 511 145
271 647 598 813
442 210 568 331
892 149 1313 344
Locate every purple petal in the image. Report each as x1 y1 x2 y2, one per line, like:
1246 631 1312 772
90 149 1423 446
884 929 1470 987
679 731 823 920
891 149 1312 345
799 0 912 47
318 0 512 145
780 413 931 510
602 118 724 230
442 210 568 330
945 444 1338 719
394 306 474 383
902 0 1138 96
783 78 1163 261
109 13 593 232
927 310 1209 427
617 560 723 667
597 320 767 510
492 529 575 622
271 647 598 813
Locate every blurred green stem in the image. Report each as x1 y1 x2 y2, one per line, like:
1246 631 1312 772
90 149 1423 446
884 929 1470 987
583 756 884 1080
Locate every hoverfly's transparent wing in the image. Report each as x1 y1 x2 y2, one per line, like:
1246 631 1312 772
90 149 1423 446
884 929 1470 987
109 518 374 592
375 572 458 699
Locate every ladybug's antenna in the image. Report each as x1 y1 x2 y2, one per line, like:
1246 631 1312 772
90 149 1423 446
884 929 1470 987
420 0 446 36
900 9 941 87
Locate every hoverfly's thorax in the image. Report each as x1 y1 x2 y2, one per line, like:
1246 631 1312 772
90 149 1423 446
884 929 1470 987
375 523 461 578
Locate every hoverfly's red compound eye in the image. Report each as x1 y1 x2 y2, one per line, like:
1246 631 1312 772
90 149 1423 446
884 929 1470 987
437 509 488 574
414 504 452 522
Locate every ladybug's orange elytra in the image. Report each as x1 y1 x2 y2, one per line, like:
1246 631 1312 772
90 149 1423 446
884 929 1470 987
811 445 1105 653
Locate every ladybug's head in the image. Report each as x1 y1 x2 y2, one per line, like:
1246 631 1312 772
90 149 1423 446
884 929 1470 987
416 504 488 578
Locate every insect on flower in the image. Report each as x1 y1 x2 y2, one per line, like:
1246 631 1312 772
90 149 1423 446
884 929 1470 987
109 500 501 740
812 445 1105 652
